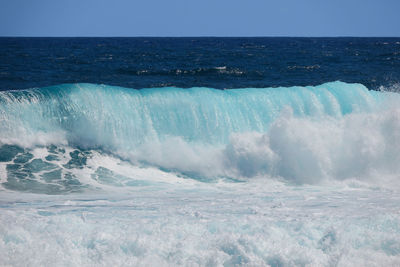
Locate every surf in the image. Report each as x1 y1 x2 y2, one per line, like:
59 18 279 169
0 81 400 193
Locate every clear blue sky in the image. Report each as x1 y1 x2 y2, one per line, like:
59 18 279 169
1 0 399 37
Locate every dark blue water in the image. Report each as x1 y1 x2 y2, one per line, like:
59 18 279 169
1 37 400 90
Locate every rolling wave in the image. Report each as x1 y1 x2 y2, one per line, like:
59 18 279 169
0 81 399 193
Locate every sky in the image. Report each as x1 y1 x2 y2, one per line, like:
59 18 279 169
1 0 400 37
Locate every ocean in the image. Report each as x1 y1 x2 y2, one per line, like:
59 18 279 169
1 37 400 266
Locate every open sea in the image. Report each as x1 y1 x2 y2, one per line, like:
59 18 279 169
1 37 400 266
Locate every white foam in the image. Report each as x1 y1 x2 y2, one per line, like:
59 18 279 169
0 164 7 184
0 128 67 148
0 181 399 266
117 106 400 188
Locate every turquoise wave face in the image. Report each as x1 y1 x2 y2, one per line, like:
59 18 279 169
1 81 400 193
0 81 383 149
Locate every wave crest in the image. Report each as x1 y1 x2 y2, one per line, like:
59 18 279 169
1 81 400 189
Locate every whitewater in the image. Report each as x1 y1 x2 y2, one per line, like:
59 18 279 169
1 81 400 266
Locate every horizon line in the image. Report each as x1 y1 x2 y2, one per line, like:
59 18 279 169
1 35 400 38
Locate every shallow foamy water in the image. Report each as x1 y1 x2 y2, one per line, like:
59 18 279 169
1 176 400 266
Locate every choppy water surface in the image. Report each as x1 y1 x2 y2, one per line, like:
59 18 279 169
1 37 400 90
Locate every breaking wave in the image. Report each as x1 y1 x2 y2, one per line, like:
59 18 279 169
1 81 400 193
